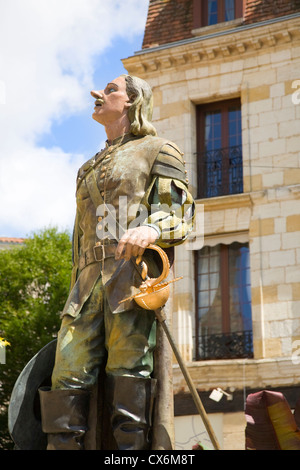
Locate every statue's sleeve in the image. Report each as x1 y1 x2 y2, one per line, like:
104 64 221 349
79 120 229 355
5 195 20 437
141 143 195 248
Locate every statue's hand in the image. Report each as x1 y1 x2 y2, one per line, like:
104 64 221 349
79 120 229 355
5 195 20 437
115 226 159 261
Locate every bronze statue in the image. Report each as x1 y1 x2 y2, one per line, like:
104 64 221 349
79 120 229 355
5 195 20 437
23 75 194 450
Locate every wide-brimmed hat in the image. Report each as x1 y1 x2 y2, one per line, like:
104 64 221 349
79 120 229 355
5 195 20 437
8 340 57 450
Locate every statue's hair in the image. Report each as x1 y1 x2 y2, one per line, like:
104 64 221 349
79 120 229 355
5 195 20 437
121 74 157 137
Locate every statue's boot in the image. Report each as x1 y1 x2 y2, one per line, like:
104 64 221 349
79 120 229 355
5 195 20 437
105 375 157 450
39 387 90 450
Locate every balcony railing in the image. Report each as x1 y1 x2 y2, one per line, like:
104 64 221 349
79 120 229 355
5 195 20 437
197 330 253 360
197 145 243 199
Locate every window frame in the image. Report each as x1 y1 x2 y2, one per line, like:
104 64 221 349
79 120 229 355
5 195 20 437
194 242 253 361
196 98 243 199
193 0 244 29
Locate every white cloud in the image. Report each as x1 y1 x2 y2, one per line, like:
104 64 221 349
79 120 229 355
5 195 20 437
0 0 148 236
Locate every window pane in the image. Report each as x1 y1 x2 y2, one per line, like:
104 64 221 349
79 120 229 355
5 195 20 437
204 110 222 197
197 245 221 335
210 288 219 305
198 290 209 308
199 256 209 273
225 0 235 21
229 243 252 332
199 273 209 291
228 107 242 147
207 0 218 25
204 110 221 151
228 107 243 195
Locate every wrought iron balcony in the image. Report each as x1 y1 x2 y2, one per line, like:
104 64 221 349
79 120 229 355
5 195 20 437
197 145 243 199
197 330 253 360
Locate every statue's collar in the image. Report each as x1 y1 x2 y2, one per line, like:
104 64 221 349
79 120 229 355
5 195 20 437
105 133 134 149
105 132 148 150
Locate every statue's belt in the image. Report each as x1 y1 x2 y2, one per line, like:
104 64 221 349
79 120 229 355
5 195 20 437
78 242 117 271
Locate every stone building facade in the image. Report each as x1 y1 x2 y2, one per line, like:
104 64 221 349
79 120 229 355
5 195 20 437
123 0 300 450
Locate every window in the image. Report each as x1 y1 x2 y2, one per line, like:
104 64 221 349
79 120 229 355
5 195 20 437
193 0 244 28
196 99 243 199
195 242 253 360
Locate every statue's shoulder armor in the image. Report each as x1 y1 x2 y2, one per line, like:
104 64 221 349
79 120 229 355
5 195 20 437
151 138 186 183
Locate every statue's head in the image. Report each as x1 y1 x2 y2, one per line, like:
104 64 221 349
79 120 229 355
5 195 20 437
121 74 157 137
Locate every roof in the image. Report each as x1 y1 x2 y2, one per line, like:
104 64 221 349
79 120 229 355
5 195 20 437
142 0 300 49
244 0 300 24
142 0 193 49
0 237 25 246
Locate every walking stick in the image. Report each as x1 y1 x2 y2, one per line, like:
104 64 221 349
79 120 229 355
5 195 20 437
119 244 221 450
154 307 221 451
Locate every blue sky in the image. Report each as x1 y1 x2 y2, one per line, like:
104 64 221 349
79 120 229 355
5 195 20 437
38 36 143 158
0 0 149 238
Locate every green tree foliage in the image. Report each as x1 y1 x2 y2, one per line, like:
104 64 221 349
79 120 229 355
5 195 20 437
0 227 72 448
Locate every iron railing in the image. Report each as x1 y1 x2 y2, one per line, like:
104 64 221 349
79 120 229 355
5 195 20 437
197 145 243 199
197 330 253 360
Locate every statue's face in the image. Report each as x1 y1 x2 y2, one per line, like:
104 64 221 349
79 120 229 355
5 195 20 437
91 76 130 126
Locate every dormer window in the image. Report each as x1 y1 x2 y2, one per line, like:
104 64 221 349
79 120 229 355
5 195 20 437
193 0 244 29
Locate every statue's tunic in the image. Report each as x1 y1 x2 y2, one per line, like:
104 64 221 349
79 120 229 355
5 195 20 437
63 133 194 317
